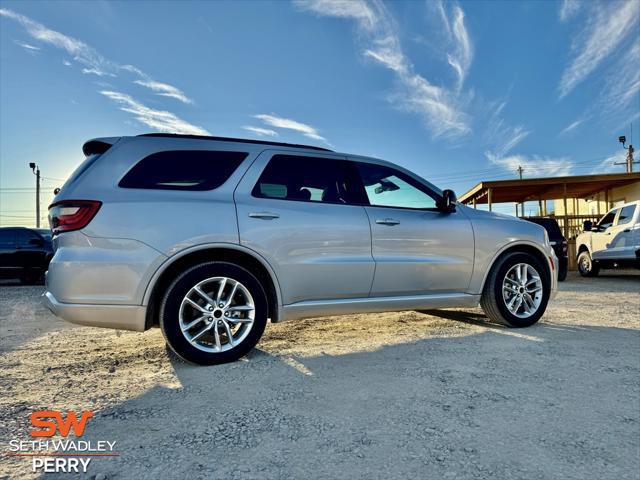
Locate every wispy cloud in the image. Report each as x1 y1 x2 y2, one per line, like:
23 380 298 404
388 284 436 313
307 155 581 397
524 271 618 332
591 150 627 173
255 114 328 142
559 117 585 136
242 126 279 137
133 79 193 104
559 0 581 22
13 39 40 52
296 0 471 140
599 38 640 115
0 8 193 105
100 91 209 135
82 67 112 77
434 1 473 90
484 101 531 157
486 152 573 178
558 0 639 98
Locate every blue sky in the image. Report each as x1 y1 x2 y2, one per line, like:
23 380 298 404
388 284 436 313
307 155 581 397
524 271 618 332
1 0 638 225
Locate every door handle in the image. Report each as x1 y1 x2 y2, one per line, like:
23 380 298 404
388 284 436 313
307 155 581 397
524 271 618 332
376 218 400 226
623 229 631 233
248 212 279 220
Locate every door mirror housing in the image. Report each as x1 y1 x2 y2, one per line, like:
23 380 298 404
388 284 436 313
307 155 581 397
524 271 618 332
437 189 457 213
583 220 593 232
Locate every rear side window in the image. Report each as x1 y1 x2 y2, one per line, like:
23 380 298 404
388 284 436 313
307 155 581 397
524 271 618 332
616 205 636 225
252 155 358 204
119 150 248 191
0 230 16 249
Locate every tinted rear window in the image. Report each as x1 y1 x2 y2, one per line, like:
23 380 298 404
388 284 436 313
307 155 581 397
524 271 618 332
119 150 248 191
525 218 563 238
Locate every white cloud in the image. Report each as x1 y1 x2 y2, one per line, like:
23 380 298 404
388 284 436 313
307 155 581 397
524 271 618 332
62 59 71 66
484 101 531 157
591 150 627 174
559 118 585 136
559 0 581 22
559 0 639 98
242 126 279 137
82 67 112 77
296 0 471 140
0 8 193 104
255 114 328 142
599 38 640 114
100 91 209 136
486 152 573 177
133 80 193 104
13 39 40 51
436 1 473 90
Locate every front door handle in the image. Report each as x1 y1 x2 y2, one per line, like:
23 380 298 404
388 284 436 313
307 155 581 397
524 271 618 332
249 212 280 220
623 229 631 233
376 218 400 226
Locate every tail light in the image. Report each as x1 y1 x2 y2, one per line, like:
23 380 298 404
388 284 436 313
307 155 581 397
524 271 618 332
48 200 102 234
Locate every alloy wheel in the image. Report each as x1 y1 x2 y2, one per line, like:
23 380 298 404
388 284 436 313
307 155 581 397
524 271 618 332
179 277 255 353
501 263 543 319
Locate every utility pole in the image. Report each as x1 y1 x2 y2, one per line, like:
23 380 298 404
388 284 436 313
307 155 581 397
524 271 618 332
516 165 524 218
617 128 638 173
29 162 40 228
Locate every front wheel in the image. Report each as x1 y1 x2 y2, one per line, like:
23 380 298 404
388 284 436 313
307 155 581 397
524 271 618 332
160 262 268 365
577 251 599 277
480 252 551 328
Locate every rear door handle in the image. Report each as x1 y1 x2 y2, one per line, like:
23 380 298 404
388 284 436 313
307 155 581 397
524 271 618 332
249 212 279 220
376 218 400 226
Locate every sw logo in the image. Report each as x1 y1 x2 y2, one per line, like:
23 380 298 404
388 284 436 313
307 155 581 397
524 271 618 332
30 410 94 437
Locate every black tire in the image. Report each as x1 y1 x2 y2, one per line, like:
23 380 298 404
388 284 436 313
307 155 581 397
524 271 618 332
557 262 568 282
577 251 599 277
480 252 551 328
159 262 268 365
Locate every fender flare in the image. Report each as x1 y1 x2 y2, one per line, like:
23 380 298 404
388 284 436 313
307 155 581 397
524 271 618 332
141 242 283 315
477 240 553 294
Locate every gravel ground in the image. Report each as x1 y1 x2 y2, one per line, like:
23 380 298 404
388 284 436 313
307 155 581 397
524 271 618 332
1 271 639 480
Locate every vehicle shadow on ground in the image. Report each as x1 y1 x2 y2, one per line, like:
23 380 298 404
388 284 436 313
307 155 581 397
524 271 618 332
38 316 640 480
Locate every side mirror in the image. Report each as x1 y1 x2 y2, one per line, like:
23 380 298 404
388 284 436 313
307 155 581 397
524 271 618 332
437 189 457 213
583 220 592 232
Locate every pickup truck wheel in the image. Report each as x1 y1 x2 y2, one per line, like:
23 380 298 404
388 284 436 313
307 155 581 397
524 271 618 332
481 252 550 328
160 262 268 365
577 251 599 277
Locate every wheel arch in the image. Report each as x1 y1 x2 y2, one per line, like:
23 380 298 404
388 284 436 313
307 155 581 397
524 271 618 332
143 244 282 329
577 243 590 256
479 241 552 294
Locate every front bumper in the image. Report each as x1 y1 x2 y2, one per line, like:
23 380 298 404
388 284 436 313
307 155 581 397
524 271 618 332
43 290 147 332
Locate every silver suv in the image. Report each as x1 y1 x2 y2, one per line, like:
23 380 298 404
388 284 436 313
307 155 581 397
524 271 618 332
44 134 557 364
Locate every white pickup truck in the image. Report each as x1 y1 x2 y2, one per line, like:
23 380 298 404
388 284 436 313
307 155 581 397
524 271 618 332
576 200 640 276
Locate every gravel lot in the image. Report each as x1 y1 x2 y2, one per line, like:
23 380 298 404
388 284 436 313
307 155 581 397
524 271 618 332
1 272 639 480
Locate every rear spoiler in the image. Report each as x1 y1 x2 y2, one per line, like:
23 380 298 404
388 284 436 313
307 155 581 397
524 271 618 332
82 137 121 156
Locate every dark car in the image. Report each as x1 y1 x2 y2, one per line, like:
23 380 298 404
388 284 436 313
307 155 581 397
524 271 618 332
0 227 54 284
524 217 568 281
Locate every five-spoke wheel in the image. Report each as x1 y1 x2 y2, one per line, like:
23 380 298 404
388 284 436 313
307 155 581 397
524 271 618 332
160 262 268 365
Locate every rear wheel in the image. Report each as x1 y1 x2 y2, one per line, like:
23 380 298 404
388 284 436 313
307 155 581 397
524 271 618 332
160 262 268 365
577 251 599 277
480 252 550 328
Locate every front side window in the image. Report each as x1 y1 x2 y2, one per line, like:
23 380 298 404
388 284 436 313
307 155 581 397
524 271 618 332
120 150 248 191
616 205 636 225
252 155 356 204
597 210 617 230
356 162 437 210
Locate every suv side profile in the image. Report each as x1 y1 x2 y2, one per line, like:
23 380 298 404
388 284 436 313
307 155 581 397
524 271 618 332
576 200 640 276
44 134 557 364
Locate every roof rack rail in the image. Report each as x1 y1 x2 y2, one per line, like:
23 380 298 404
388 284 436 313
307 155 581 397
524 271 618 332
137 133 332 152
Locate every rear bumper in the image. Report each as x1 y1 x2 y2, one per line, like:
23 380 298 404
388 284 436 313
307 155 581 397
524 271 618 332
43 290 147 332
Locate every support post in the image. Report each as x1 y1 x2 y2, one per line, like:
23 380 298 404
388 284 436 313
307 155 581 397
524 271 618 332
563 183 569 240
487 188 492 212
